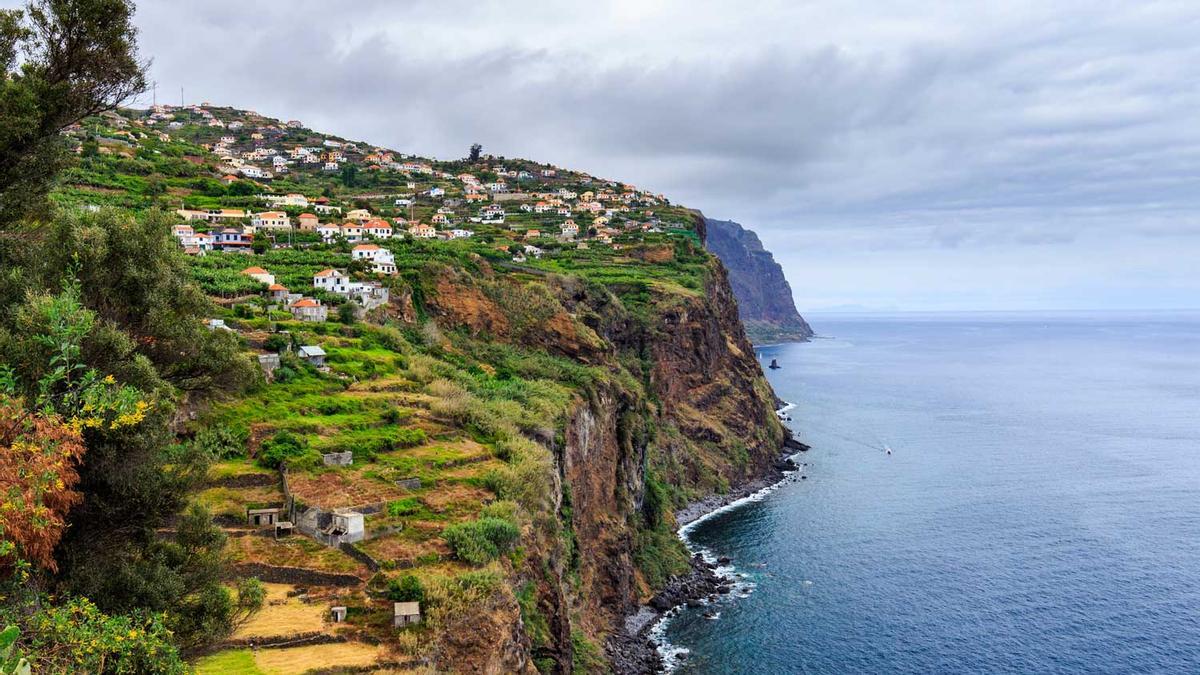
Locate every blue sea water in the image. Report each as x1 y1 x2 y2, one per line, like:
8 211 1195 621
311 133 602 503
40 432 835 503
663 312 1200 674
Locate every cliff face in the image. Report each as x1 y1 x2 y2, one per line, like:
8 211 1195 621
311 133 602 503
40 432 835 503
425 218 785 671
704 217 814 343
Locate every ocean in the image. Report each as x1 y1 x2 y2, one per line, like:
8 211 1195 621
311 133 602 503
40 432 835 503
660 312 1200 674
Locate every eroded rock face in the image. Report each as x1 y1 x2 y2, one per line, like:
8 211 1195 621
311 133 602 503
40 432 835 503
704 217 813 343
561 388 644 633
646 261 786 484
433 589 537 674
421 223 786 672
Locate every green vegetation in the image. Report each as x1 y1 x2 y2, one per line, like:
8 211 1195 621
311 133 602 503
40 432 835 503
442 517 521 566
571 629 607 674
256 430 314 469
386 575 426 603
194 649 263 675
0 1 779 671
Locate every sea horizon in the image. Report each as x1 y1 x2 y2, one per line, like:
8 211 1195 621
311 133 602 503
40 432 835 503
665 312 1200 673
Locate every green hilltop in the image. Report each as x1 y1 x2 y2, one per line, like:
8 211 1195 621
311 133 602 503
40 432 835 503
27 103 781 672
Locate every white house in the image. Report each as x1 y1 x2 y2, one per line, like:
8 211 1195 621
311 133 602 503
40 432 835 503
364 219 393 239
252 211 291 231
241 266 275 286
316 223 341 241
352 244 397 275
314 268 352 294
448 229 474 239
314 269 390 310
265 193 308 208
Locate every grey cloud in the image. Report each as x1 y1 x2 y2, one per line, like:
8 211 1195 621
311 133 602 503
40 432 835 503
83 1 1200 308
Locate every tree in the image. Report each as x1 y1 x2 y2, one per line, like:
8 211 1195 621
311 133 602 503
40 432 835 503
340 162 358 187
468 142 482 163
0 395 86 575
0 0 146 227
227 179 256 196
338 301 358 324
252 232 269 254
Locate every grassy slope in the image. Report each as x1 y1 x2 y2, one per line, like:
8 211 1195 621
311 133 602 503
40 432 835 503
60 107 762 670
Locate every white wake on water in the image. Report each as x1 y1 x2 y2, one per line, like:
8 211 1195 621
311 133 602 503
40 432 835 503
650 402 802 672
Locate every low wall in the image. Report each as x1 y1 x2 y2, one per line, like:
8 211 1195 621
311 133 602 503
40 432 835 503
231 562 362 587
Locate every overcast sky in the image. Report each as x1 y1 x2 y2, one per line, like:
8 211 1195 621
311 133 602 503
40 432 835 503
67 1 1200 310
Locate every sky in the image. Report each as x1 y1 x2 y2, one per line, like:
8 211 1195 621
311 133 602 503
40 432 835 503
48 1 1200 310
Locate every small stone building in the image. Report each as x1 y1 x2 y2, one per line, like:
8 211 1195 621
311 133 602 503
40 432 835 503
299 345 326 366
331 606 347 623
247 507 283 527
393 601 421 627
257 353 281 379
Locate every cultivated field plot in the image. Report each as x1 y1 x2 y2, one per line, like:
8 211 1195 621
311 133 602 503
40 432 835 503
232 583 329 639
196 642 387 675
228 534 369 576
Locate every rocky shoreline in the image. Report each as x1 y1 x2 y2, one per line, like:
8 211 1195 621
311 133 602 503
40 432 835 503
606 439 808 674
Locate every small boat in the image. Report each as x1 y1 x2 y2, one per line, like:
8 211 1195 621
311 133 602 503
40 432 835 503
768 358 781 370
884 445 892 455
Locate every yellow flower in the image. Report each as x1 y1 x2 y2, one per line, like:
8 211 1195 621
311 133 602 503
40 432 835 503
104 375 116 384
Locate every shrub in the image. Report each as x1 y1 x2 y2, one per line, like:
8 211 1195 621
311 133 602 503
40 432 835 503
572 629 606 674
386 575 425 603
441 517 520 566
381 407 410 424
256 430 307 469
262 334 290 353
194 426 247 460
479 500 520 523
386 498 422 518
393 427 426 448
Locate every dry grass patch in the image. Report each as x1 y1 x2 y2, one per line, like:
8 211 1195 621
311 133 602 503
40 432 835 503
438 458 506 480
233 583 328 639
420 483 491 514
252 642 384 675
360 531 449 563
229 535 369 576
198 484 284 520
288 468 411 509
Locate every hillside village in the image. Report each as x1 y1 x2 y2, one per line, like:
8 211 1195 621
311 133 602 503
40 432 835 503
63 104 705 329
49 104 723 672
74 103 680 249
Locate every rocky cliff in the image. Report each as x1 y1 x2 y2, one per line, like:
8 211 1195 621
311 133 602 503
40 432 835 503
425 214 787 672
704 217 814 343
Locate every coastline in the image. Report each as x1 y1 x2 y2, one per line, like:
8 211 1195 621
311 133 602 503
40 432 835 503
607 404 807 673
